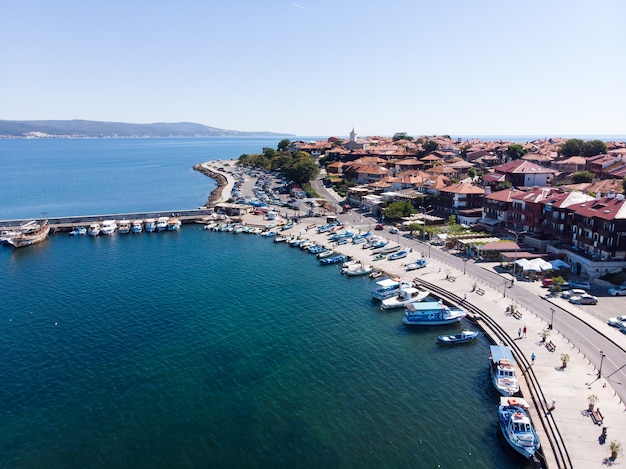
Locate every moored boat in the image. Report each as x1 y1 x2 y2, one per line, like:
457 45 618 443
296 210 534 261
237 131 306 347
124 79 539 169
156 217 169 231
100 220 118 235
88 223 101 236
342 262 373 276
118 219 131 234
381 286 430 309
402 300 466 326
144 218 156 232
167 218 181 231
498 398 540 459
437 330 479 344
371 278 412 301
131 220 143 233
388 249 409 261
489 345 520 396
5 219 50 248
69 226 87 236
405 259 428 270
319 254 347 265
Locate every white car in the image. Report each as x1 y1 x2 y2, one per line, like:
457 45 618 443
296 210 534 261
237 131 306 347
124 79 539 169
608 315 626 328
389 227 399 234
608 285 626 296
561 288 587 299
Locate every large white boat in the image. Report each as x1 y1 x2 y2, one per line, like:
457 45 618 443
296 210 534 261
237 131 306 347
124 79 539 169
100 220 118 235
88 223 101 236
371 278 412 301
131 220 143 233
381 286 430 310
498 397 540 459
341 262 373 276
144 218 156 232
489 345 520 396
117 219 131 234
156 217 169 232
5 219 50 248
402 300 466 326
167 218 181 231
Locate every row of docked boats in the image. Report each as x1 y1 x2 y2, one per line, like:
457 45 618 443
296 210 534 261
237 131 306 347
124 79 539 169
1 219 50 248
70 217 181 237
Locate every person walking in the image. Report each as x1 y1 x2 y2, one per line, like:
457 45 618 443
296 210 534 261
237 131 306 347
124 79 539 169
531 352 536 364
523 325 527 337
518 327 522 339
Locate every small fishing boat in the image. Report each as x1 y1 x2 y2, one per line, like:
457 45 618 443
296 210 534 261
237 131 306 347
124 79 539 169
144 218 156 232
317 249 334 259
69 226 87 236
167 218 181 231
405 259 428 270
156 217 169 232
388 249 409 261
117 220 131 234
402 300 466 326
498 398 540 459
131 220 143 233
320 254 347 265
372 244 400 255
342 262 373 276
437 330 479 344
100 220 118 235
371 278 412 301
88 223 101 236
381 286 430 309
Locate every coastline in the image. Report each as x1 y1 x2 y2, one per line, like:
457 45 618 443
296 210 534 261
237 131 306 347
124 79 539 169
197 162 626 469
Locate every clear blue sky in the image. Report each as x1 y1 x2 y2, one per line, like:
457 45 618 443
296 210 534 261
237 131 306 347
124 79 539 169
2 0 625 137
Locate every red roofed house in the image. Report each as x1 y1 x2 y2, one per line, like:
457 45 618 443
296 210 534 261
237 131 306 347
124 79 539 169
438 182 485 224
490 160 555 188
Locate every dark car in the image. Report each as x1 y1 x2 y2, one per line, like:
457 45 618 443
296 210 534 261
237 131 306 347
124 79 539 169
375 223 384 230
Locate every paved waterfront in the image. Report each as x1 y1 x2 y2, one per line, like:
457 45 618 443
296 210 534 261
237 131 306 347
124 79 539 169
205 161 626 468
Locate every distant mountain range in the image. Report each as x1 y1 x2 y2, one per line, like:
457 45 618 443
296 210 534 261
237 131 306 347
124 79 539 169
0 120 293 138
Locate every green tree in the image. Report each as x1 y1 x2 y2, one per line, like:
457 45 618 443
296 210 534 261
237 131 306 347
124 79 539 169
467 167 477 180
495 181 513 191
383 201 416 220
582 140 607 157
283 152 319 184
277 139 291 152
505 144 528 160
393 132 413 141
571 170 594 183
559 139 585 157
263 148 276 159
446 214 457 226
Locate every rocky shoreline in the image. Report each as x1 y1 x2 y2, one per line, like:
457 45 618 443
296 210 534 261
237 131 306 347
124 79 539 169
193 163 229 207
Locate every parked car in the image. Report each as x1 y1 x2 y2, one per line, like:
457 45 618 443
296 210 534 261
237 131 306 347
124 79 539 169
549 282 570 292
561 288 587 299
569 294 598 305
569 280 592 290
608 285 626 296
375 224 384 230
389 227 399 234
542 278 554 287
608 315 626 328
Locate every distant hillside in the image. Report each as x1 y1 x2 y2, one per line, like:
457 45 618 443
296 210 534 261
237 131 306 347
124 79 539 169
0 120 293 138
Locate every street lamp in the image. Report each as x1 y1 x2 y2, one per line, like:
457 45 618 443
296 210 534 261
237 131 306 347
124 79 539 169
506 228 528 276
598 351 606 378
549 307 555 330
463 258 468 275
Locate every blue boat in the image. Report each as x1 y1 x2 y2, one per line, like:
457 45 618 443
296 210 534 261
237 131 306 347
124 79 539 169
388 249 409 261
69 226 87 236
402 301 466 326
405 259 428 270
319 255 347 265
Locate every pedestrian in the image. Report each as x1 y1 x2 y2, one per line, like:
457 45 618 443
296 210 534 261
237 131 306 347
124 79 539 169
518 327 522 339
464 293 467 301
523 325 527 337
531 353 536 364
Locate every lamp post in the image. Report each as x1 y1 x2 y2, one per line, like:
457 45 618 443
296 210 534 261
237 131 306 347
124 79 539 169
463 258 467 275
506 228 528 276
549 307 555 330
598 351 606 378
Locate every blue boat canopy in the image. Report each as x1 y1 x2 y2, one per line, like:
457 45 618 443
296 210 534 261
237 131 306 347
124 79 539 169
489 345 516 365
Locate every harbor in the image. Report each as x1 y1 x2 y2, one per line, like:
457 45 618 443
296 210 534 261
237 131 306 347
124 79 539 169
2 155 625 468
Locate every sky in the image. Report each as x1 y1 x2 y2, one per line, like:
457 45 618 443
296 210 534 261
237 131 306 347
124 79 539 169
1 0 625 138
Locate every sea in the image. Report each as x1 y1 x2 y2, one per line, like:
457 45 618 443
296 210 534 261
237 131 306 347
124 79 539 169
0 138 530 468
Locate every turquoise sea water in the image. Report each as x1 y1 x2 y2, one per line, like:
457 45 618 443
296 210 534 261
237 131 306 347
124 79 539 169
0 139 529 468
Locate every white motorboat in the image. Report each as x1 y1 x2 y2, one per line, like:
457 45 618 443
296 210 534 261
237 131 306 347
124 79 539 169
167 218 181 231
371 278 413 301
118 219 131 234
131 220 143 233
381 286 430 309
69 226 87 236
144 218 156 232
88 223 101 236
156 217 169 231
489 345 520 396
100 220 118 235
402 300 466 326
498 397 540 459
342 262 373 276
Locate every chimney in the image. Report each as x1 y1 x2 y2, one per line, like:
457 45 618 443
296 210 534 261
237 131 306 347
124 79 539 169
608 190 615 199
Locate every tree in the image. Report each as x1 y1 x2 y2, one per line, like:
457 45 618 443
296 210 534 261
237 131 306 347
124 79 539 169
383 201 416 220
505 144 528 160
467 167 477 180
582 140 607 157
495 181 513 191
622 176 626 192
559 139 585 157
446 214 457 227
393 132 413 141
283 153 319 184
277 139 291 152
571 170 594 184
